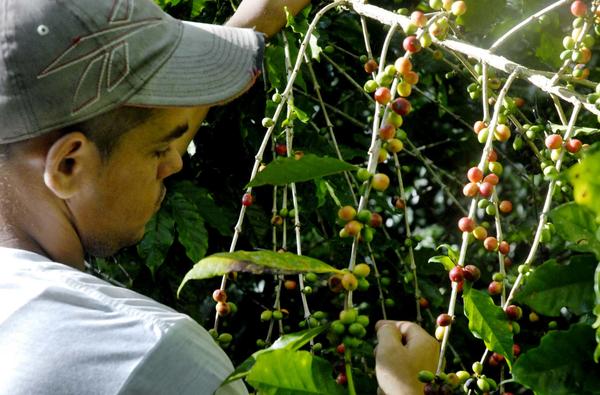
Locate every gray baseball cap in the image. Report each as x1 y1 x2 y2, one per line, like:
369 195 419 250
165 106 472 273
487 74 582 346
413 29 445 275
0 0 265 144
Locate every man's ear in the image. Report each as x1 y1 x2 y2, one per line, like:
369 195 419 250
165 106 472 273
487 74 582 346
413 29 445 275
43 132 99 199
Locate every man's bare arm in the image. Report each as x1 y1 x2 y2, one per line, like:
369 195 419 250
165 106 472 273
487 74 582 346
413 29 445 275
226 0 312 37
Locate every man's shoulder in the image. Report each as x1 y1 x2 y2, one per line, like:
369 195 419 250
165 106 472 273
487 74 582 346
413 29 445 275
0 247 185 331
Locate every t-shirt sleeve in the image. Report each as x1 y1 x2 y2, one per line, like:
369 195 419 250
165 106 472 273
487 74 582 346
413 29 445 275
116 318 248 395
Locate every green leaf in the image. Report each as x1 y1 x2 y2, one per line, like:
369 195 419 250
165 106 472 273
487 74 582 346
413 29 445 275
463 287 513 366
178 250 341 296
170 181 234 236
436 244 459 263
535 29 563 69
428 255 455 271
514 256 596 316
513 323 600 395
222 326 328 386
190 0 207 17
550 123 600 137
291 104 310 123
167 192 208 263
246 349 345 395
246 154 357 188
549 202 600 259
137 209 175 276
568 146 600 219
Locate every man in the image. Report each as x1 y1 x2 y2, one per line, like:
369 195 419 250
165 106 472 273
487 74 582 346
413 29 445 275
0 0 437 393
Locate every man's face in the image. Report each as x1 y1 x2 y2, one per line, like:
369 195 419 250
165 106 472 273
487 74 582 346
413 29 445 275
68 106 206 257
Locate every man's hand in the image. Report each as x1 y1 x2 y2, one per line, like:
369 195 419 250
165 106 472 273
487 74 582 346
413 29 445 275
226 0 312 37
375 320 440 395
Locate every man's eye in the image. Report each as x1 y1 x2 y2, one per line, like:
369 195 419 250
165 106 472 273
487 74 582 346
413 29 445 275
154 147 170 158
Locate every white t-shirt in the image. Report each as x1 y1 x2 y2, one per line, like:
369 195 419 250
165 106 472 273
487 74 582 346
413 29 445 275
0 247 247 395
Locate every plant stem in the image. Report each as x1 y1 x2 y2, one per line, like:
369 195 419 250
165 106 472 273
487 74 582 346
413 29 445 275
345 348 357 395
436 70 520 375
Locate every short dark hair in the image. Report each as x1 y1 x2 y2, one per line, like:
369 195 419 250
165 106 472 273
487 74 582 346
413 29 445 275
61 106 159 160
0 106 158 162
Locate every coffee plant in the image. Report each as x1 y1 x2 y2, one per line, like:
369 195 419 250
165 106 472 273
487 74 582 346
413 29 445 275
90 0 600 393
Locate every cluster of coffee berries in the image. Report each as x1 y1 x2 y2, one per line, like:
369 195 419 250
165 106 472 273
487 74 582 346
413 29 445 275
560 1 595 80
212 289 238 317
260 307 288 322
271 207 297 226
329 307 370 349
418 361 498 394
298 310 328 329
337 204 384 241
328 264 372 293
363 56 419 98
467 65 501 100
208 329 233 348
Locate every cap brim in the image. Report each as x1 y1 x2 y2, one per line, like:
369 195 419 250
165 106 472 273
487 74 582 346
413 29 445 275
127 21 264 108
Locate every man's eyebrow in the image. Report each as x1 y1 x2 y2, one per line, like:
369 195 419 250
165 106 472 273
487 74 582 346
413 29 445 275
159 123 189 143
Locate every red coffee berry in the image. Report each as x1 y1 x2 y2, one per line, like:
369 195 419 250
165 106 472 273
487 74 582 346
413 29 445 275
216 301 231 316
488 280 503 295
369 212 383 228
344 220 363 237
394 197 406 209
364 59 378 74
479 182 494 197
473 121 487 134
374 87 392 105
498 240 510 255
504 257 513 267
410 10 427 27
378 123 396 140
499 200 513 213
571 0 588 17
513 343 521 356
284 280 297 290
467 167 483 183
336 373 348 385
492 352 505 363
463 265 481 282
242 193 254 207
545 134 563 150
463 182 479 197
395 57 412 75
449 266 464 282
565 138 582 153
212 289 228 303
436 313 453 327
338 205 357 221
336 343 346 354
505 305 522 321
458 217 475 232
391 98 412 116
483 174 499 185
488 149 498 162
403 35 421 53
484 236 498 251
275 143 287 156
404 70 419 85
419 297 430 309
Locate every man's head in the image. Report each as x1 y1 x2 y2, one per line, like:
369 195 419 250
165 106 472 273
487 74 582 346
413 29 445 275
0 0 263 265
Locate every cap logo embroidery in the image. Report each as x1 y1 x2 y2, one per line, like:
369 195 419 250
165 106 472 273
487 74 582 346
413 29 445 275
37 0 162 114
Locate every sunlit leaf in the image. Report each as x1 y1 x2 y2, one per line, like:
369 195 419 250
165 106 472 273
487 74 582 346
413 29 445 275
549 202 600 259
247 349 345 395
246 154 356 188
463 287 513 366
222 326 327 386
178 250 341 296
428 255 455 271
568 145 600 219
